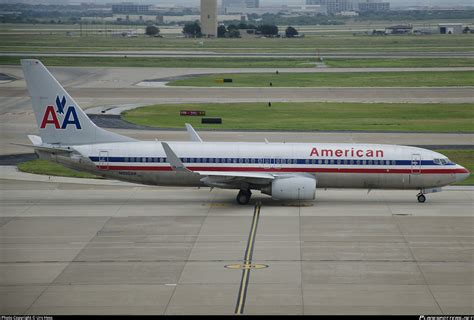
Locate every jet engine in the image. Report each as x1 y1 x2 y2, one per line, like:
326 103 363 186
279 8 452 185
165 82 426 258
261 176 316 200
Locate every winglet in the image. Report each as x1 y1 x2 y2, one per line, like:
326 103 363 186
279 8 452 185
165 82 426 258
185 123 203 142
161 142 191 172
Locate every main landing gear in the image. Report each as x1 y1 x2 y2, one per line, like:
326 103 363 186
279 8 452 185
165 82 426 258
236 189 252 205
417 192 426 203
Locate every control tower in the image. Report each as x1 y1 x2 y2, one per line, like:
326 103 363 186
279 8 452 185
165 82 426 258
201 0 218 37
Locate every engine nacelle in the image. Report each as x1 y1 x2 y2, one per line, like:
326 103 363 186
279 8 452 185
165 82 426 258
262 176 316 200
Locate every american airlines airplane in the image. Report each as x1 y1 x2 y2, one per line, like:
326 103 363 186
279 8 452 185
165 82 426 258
19 59 469 204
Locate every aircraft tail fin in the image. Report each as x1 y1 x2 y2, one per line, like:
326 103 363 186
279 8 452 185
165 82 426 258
21 59 135 145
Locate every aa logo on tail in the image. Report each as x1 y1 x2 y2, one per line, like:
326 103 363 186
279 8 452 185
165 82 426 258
40 96 82 129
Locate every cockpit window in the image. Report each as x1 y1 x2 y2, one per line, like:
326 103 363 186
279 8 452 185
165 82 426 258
433 158 450 165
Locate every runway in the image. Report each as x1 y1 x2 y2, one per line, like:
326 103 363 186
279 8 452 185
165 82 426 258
1 170 473 315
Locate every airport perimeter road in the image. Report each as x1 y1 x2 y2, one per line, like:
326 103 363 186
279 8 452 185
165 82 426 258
3 66 474 90
2 87 474 108
1 174 472 314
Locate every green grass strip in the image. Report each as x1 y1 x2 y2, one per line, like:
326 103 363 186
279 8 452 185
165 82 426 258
17 159 100 179
122 102 474 132
0 56 316 68
434 149 473 185
324 58 474 68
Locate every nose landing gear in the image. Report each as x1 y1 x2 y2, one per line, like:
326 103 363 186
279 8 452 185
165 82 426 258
236 189 252 205
417 192 426 203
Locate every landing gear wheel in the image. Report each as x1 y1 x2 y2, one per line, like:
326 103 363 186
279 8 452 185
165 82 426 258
417 194 426 203
236 190 252 205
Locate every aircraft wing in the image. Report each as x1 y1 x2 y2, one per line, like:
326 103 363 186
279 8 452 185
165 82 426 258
161 142 275 185
196 171 274 180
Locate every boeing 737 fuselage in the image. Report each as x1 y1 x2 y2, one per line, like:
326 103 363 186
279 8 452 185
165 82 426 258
20 60 470 204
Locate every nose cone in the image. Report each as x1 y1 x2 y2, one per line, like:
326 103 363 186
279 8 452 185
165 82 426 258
455 165 470 183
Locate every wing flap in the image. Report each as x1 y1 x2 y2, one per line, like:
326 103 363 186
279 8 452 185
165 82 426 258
196 171 275 180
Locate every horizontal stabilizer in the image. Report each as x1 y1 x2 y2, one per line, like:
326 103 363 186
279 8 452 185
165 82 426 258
11 142 73 153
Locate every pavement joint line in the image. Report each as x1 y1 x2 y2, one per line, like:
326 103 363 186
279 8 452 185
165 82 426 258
22 217 114 314
163 191 216 315
391 212 445 314
22 187 138 313
235 201 262 315
298 198 305 314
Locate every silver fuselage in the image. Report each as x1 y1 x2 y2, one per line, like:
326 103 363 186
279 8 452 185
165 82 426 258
41 141 469 191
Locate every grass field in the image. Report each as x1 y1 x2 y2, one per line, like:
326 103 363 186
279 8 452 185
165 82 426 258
122 102 474 132
0 56 318 68
2 56 473 69
168 71 474 87
17 159 100 179
0 33 472 52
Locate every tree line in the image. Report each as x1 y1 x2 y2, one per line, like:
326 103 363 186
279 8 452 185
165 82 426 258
180 22 299 38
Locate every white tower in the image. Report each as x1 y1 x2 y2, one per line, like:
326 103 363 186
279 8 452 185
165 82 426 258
201 0 218 37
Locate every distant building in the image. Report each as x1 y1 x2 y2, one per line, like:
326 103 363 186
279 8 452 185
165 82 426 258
222 0 259 14
306 0 351 14
438 23 463 35
112 3 150 14
222 0 259 9
245 0 259 8
358 1 390 12
337 10 359 16
385 25 413 35
201 0 218 37
288 5 327 15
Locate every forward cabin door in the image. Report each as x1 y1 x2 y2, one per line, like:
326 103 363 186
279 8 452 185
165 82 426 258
99 151 109 170
411 154 422 174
